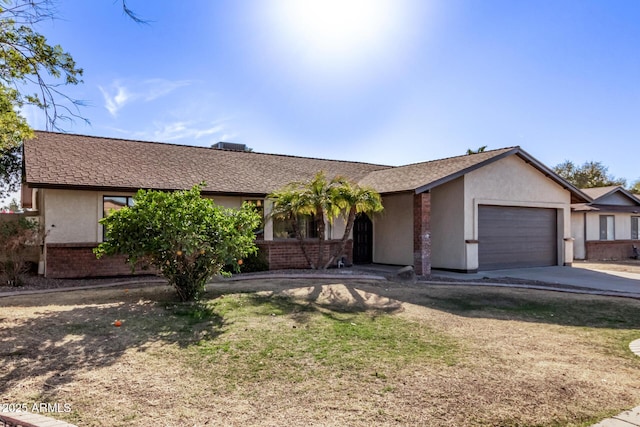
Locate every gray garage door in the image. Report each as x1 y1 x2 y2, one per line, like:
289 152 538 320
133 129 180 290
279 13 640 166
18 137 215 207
478 205 557 270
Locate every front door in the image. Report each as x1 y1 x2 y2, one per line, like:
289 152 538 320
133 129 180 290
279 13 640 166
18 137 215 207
353 213 373 264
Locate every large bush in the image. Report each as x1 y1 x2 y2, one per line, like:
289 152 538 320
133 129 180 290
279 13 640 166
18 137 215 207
95 185 261 301
0 216 41 286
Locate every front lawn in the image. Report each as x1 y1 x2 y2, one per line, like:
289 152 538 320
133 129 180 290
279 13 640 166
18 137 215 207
1 279 639 426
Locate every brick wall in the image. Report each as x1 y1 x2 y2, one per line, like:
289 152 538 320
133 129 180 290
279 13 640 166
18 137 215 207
413 192 432 276
46 240 353 278
257 239 353 270
46 243 154 279
585 240 639 261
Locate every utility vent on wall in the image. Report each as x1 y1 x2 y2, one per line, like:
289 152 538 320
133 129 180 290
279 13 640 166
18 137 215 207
211 141 248 151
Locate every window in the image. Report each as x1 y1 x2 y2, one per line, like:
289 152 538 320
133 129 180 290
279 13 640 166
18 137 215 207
632 216 639 240
273 215 318 239
244 199 265 240
103 196 134 217
599 215 615 240
102 196 134 240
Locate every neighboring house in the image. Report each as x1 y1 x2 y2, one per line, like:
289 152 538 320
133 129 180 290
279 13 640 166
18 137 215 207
571 186 640 260
22 131 590 278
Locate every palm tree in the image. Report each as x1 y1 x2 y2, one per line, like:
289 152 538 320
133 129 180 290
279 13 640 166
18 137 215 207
269 185 316 268
324 182 383 269
269 171 383 270
466 145 487 155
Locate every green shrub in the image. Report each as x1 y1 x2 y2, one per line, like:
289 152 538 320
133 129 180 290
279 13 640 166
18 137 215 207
95 185 261 301
225 248 269 274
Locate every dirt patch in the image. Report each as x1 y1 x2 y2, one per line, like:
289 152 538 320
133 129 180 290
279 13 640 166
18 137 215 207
0 273 162 293
574 260 640 274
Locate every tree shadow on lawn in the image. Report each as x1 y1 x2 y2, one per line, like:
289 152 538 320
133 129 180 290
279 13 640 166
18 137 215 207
215 278 640 330
408 283 640 329
3 278 639 401
0 291 227 398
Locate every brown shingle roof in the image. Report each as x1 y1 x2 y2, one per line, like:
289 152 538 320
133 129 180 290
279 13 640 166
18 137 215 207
23 132 591 203
358 147 517 193
579 186 640 205
24 132 390 195
580 186 623 200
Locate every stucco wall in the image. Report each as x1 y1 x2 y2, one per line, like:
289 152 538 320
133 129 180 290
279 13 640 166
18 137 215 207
373 192 413 265
464 155 572 267
209 195 244 209
431 177 465 270
43 189 252 244
585 212 634 241
44 189 102 243
572 212 586 259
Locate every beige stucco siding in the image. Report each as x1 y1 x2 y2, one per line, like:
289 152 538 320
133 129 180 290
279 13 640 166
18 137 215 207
373 193 413 265
44 189 102 243
464 155 572 267
209 196 244 209
330 215 348 240
43 189 250 243
431 177 465 270
585 212 633 241
572 212 586 259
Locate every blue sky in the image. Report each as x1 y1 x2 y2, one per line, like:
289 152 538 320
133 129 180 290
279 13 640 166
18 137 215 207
24 0 640 184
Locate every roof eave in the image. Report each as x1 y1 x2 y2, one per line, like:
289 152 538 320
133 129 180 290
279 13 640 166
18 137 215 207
25 182 268 198
514 148 593 203
592 187 640 206
413 148 521 194
413 147 592 204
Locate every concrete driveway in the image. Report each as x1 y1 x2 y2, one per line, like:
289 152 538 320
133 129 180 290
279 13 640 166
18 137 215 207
432 265 640 296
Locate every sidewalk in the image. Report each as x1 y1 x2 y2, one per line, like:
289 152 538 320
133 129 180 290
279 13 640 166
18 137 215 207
592 406 640 426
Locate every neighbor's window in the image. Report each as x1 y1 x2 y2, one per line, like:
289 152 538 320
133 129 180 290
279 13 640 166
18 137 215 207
632 216 639 240
244 199 265 240
599 215 615 241
273 215 318 239
102 196 134 240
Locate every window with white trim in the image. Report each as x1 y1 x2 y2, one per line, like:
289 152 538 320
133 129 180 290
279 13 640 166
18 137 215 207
632 216 639 240
599 215 615 240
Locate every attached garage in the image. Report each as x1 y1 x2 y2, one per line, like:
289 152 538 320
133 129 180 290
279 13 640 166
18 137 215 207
478 205 558 270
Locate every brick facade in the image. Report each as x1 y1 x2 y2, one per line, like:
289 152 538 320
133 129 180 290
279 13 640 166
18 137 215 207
585 240 639 261
45 243 154 279
257 239 353 270
413 192 432 276
45 240 354 278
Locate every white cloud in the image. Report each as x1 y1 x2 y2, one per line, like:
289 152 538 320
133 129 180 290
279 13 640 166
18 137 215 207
106 120 230 144
143 79 191 101
19 104 48 129
99 78 192 117
151 120 224 142
99 83 131 117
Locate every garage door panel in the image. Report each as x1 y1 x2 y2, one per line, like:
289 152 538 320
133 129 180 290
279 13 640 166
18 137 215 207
479 206 557 270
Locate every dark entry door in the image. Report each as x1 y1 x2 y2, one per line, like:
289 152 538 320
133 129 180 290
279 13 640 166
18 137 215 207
353 213 373 264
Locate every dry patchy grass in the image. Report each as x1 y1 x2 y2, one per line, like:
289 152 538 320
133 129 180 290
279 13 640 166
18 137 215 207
1 279 639 426
574 259 640 274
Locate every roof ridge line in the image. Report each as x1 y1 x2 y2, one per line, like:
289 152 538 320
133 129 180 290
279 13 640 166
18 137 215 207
32 130 392 169
368 146 520 171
